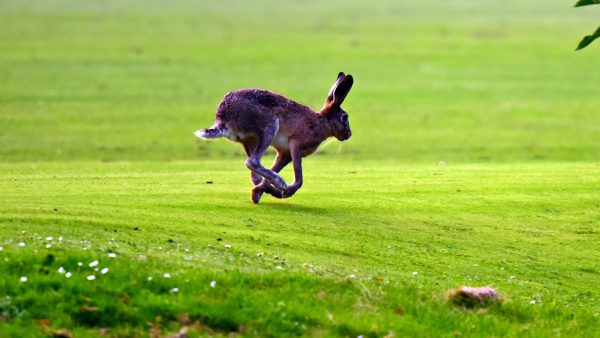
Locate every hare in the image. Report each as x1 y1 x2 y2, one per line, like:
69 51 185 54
195 72 354 204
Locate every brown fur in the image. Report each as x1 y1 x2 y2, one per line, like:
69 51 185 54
195 72 354 203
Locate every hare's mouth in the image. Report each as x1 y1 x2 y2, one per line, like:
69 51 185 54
339 132 351 141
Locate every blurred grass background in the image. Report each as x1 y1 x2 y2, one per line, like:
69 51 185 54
1 0 599 163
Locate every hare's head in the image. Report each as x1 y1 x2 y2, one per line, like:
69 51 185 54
321 72 354 141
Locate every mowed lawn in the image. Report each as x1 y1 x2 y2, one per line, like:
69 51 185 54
1 0 600 337
0 161 599 336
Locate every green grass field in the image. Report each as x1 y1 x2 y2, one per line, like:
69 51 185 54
1 0 599 337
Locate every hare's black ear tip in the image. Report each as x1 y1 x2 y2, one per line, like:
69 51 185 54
337 72 345 78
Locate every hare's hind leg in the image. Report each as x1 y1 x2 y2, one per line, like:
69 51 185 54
244 120 288 192
252 153 291 203
242 142 262 186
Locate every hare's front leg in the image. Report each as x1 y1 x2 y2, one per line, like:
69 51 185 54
282 142 303 198
244 122 288 191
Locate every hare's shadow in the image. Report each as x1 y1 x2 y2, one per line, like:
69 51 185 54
259 202 333 216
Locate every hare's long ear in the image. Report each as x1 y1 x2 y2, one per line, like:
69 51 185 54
332 74 353 106
326 72 345 104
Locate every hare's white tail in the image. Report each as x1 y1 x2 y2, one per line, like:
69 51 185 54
194 125 227 140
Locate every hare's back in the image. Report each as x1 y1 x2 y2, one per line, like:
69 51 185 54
216 89 312 132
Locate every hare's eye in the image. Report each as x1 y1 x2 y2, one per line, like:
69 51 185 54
340 115 348 123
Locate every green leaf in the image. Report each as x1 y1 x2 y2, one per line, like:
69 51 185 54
576 26 600 50
574 0 600 7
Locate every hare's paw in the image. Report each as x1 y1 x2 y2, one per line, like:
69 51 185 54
283 183 301 198
263 184 284 199
269 174 287 191
251 187 264 204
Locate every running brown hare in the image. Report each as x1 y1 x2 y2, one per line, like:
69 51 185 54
195 72 354 204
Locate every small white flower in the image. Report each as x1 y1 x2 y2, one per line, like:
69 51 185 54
17 242 25 247
256 253 263 257
78 262 83 266
65 272 72 278
94 267 99 271
510 276 516 279
412 271 418 276
89 260 99 267
224 244 232 248
86 275 96 281
163 273 171 278
147 276 153 281
530 300 536 304
170 288 179 293
20 276 28 282
45 236 53 241
210 280 216 288
58 266 65 274
101 268 109 274
45 244 52 249
108 253 116 258
83 247 88 251
0 246 4 251
347 274 356 279
58 237 63 241
275 265 283 270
